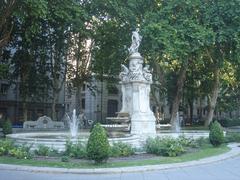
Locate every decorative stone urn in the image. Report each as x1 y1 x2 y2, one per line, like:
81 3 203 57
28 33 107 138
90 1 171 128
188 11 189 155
119 29 156 135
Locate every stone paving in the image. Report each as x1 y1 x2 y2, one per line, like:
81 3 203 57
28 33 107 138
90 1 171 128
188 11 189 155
0 143 240 180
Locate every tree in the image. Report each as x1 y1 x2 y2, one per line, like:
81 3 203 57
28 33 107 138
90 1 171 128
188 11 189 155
9 0 88 121
0 0 15 49
199 0 240 126
143 0 212 129
11 50 39 121
0 0 15 80
9 0 48 121
41 0 89 120
67 22 93 114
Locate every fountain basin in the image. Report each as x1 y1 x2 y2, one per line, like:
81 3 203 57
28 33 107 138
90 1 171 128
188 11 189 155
6 130 209 152
156 130 209 139
7 131 141 151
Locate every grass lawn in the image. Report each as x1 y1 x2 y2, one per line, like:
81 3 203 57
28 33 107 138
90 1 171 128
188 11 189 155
0 144 230 169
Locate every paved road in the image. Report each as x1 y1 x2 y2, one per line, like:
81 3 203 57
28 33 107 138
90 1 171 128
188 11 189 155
0 156 240 180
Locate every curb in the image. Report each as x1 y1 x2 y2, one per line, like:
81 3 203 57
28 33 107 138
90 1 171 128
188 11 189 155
0 143 239 174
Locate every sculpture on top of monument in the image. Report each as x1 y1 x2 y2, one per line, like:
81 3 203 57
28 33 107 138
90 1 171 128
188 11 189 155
120 28 153 83
128 28 142 55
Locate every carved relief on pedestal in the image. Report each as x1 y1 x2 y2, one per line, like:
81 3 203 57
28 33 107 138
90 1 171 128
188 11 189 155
125 86 132 113
128 58 144 81
139 85 148 113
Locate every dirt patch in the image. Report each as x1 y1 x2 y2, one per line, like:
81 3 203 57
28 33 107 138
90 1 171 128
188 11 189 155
33 153 159 163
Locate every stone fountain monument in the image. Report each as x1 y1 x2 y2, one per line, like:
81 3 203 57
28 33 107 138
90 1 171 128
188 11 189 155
119 28 156 135
7 29 211 151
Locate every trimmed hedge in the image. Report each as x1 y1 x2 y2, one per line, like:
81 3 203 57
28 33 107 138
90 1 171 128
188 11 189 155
87 123 110 163
2 119 12 135
209 121 224 146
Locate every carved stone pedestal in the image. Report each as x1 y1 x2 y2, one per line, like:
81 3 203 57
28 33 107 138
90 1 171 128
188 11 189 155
119 52 156 135
130 82 156 134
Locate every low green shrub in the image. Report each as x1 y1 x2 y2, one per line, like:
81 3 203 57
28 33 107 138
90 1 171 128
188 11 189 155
64 139 73 155
225 132 240 143
195 137 210 147
2 119 12 135
87 123 110 163
64 140 87 159
110 142 134 157
145 137 185 157
9 147 32 159
0 139 14 155
61 156 70 162
34 145 50 156
0 140 32 159
48 148 60 157
178 135 197 148
209 121 224 146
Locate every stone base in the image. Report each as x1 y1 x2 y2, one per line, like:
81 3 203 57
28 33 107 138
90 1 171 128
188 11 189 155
130 112 156 135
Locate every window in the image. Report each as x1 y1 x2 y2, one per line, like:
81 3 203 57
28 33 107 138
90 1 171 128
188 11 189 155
0 84 8 95
82 84 86 91
107 100 118 117
82 98 85 109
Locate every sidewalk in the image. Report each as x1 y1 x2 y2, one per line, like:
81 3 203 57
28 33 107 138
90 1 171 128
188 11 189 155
0 143 239 174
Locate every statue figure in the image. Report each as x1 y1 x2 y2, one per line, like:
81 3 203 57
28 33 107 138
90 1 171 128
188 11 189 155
128 28 142 55
143 64 152 82
143 65 150 73
121 64 129 73
119 64 129 81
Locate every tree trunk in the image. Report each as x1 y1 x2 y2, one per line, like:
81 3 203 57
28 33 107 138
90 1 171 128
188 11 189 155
170 62 188 129
75 84 83 115
51 92 58 121
199 97 203 120
188 99 193 125
204 67 220 127
22 102 28 121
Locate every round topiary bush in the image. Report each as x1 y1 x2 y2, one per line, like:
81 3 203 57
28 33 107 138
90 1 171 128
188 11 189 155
2 119 12 136
87 123 110 163
209 121 224 146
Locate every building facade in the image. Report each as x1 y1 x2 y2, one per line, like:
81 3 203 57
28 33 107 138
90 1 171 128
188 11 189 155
65 80 122 123
0 80 65 126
